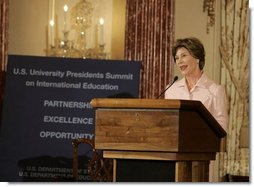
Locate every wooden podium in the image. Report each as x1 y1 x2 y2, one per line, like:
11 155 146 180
90 98 227 182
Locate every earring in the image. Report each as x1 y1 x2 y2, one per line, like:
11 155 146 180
197 59 199 63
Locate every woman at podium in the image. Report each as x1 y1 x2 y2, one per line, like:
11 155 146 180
164 37 228 182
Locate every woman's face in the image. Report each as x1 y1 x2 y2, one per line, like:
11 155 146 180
175 47 200 76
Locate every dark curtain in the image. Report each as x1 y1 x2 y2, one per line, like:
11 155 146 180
125 0 175 99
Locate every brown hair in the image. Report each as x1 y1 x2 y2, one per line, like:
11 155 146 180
172 37 205 70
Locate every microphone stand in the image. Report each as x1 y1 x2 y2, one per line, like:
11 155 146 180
156 76 178 99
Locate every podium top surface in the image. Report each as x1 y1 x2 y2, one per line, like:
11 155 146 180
90 98 226 138
91 98 182 109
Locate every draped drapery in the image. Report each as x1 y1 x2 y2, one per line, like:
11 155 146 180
0 0 8 125
124 0 175 99
219 0 249 178
0 0 8 71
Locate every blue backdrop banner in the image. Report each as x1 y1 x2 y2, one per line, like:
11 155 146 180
0 55 141 181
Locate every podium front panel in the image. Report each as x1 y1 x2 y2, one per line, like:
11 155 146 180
93 99 224 153
95 109 180 152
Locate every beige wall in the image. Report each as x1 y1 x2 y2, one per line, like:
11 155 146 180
111 0 126 60
8 0 48 56
175 0 221 83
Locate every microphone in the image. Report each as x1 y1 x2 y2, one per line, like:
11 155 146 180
156 76 178 99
